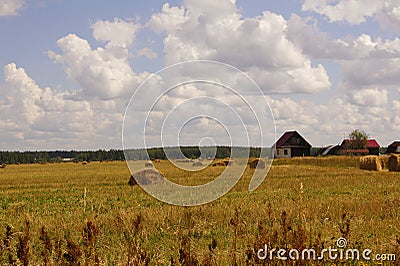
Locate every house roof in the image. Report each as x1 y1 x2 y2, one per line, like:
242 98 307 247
273 130 311 148
367 139 380 148
387 141 400 153
388 141 400 147
341 139 380 148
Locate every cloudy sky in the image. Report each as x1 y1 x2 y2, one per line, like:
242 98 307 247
0 0 399 151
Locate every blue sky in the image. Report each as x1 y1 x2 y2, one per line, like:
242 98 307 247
0 0 399 150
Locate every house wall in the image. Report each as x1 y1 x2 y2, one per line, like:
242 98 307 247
291 148 310 157
275 148 291 158
368 147 379 155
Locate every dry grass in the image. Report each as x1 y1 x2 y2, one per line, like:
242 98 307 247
0 158 399 264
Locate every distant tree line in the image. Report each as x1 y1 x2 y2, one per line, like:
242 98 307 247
0 149 124 164
0 146 262 164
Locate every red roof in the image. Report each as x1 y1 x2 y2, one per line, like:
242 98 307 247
274 131 296 148
342 139 380 148
273 130 311 148
367 139 380 148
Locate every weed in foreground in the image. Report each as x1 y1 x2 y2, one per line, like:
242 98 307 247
16 218 31 266
178 208 199 266
116 211 150 266
39 226 53 266
82 220 100 265
63 238 82 266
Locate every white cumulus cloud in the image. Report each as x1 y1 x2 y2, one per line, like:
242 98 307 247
0 0 24 16
92 18 139 48
137 47 158 59
0 63 131 150
48 18 150 100
302 0 382 24
302 0 400 32
348 88 388 107
148 0 331 94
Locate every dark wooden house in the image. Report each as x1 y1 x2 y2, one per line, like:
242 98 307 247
338 139 380 156
273 131 312 158
387 141 400 154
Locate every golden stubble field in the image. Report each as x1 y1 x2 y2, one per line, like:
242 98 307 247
0 157 400 265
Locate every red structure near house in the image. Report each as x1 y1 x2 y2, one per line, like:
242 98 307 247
338 139 380 156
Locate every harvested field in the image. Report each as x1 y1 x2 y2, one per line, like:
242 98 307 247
0 157 399 264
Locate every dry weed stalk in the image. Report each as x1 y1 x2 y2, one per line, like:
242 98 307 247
116 212 149 265
17 218 31 266
178 209 198 266
63 238 82 266
82 220 100 265
39 226 53 266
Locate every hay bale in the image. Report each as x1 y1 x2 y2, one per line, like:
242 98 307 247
144 161 153 167
128 175 137 186
0 163 6 169
249 158 266 169
192 161 203 167
128 169 165 186
359 156 382 171
212 161 226 166
222 159 234 166
379 155 389 170
388 154 400 172
176 159 191 163
82 161 87 165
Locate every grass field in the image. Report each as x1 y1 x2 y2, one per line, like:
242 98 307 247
1 157 400 265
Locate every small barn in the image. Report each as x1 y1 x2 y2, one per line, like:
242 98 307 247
387 141 400 154
318 145 340 156
338 139 380 156
273 131 312 158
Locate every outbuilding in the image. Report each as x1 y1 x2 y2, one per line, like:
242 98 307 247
273 131 312 158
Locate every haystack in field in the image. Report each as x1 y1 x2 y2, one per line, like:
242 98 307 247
379 155 389 170
222 159 234 166
144 161 153 167
192 161 203 167
249 158 266 169
388 154 400 172
359 156 382 171
0 164 6 169
212 161 226 167
128 168 165 186
176 159 192 163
